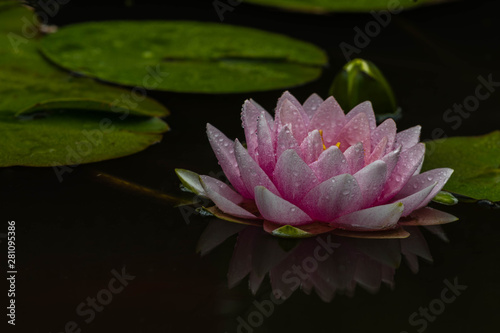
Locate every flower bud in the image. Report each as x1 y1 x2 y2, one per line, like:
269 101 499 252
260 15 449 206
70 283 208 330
330 58 399 119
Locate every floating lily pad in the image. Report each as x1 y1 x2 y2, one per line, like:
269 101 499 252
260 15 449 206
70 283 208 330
39 21 327 93
0 111 168 167
422 131 500 202
0 5 170 167
0 7 169 117
245 0 441 13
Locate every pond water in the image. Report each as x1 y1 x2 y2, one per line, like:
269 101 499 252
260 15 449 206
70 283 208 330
2 0 499 332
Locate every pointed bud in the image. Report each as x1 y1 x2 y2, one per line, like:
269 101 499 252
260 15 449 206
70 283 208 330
330 58 400 120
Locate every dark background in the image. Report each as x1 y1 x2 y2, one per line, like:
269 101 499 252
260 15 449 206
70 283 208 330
2 0 500 332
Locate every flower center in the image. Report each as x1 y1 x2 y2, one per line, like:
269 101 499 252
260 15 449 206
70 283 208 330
319 130 340 150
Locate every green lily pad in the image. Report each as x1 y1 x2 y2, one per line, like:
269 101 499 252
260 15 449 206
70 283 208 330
422 131 500 202
39 21 327 93
0 5 170 167
0 111 168 167
0 6 168 117
244 0 441 13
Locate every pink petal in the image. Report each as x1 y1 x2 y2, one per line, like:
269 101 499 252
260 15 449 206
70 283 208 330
254 186 313 225
300 174 362 221
234 139 280 198
276 125 301 160
300 130 324 164
381 144 402 181
206 124 252 198
413 159 424 176
275 99 309 144
309 146 349 182
368 136 388 164
379 143 426 203
395 168 454 211
331 202 404 231
345 101 377 132
353 160 388 209
393 183 437 216
273 149 318 205
372 118 396 153
303 93 324 119
276 91 309 125
256 112 276 176
396 125 421 151
241 100 273 161
199 176 257 219
344 142 366 174
308 96 346 147
337 112 371 156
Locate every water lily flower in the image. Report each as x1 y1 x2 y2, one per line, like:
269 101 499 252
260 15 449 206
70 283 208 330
177 91 455 235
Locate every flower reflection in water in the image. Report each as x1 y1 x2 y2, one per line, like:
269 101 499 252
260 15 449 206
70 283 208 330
198 218 449 302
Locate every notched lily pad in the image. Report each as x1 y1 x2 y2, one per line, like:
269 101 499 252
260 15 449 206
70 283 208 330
0 5 169 167
39 21 328 93
423 131 500 203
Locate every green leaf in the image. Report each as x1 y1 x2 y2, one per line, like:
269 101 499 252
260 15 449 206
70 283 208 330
422 131 500 202
330 58 400 121
0 111 168 167
0 6 169 117
0 5 170 167
244 0 441 13
39 21 327 93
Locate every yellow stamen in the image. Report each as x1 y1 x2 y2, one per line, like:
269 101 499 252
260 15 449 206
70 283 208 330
319 130 341 150
319 130 327 150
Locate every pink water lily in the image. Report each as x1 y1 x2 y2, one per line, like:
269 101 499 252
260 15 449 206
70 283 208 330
195 92 454 233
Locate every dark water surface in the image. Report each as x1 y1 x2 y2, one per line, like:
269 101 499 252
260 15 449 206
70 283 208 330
2 0 500 332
